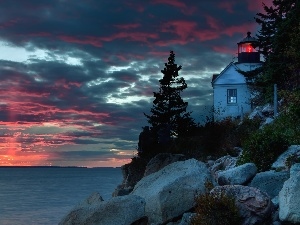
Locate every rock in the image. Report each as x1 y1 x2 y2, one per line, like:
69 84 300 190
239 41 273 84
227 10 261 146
59 194 145 225
248 106 264 120
144 153 187 176
131 159 212 225
211 185 273 225
290 163 300 177
112 185 133 197
260 117 274 128
217 163 257 185
272 145 300 171
279 174 300 223
262 103 274 117
249 170 289 199
178 213 195 225
210 155 237 181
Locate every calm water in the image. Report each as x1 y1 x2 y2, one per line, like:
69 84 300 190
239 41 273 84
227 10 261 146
0 167 123 225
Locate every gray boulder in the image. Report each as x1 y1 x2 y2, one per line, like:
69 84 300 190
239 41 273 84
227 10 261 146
279 174 300 223
217 163 257 185
210 155 237 180
178 213 195 225
211 185 273 225
249 170 289 199
261 103 274 117
131 159 212 225
272 145 300 171
290 163 300 177
59 193 145 225
144 153 186 176
248 106 264 120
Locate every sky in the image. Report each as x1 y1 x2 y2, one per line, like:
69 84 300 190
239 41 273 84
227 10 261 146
0 0 272 167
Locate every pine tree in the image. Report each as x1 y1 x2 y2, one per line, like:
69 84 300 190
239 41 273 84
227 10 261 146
144 51 195 139
246 0 299 103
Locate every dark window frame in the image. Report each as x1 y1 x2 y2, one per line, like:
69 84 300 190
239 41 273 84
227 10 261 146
227 89 237 104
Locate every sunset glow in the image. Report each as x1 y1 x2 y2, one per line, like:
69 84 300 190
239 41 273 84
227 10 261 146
0 0 271 166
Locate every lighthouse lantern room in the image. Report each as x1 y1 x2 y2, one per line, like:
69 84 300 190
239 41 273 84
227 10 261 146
211 32 262 121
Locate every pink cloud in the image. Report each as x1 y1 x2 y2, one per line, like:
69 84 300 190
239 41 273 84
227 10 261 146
114 23 141 30
152 0 186 8
151 0 196 14
100 31 159 43
247 0 274 12
161 20 198 40
205 15 220 30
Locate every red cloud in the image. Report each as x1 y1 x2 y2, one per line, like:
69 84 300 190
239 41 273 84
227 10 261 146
247 0 274 12
152 0 186 8
100 31 159 43
161 20 198 40
114 23 141 30
205 15 220 30
151 0 196 14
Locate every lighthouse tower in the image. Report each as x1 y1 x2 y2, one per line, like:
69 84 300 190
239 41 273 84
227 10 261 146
211 32 262 121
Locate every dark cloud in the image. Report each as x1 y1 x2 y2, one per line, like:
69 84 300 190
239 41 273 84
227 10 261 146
0 0 272 166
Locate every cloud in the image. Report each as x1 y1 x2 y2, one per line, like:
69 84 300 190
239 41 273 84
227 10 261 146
0 0 267 166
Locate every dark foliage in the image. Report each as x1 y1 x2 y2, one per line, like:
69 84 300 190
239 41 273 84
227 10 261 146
246 0 300 103
144 51 196 139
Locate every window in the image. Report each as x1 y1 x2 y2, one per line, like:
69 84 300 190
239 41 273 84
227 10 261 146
227 89 237 104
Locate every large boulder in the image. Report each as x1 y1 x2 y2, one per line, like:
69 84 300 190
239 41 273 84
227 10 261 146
249 170 289 199
290 163 300 177
211 185 273 225
144 153 187 176
131 159 212 225
272 145 300 171
217 163 257 185
210 155 237 181
59 193 145 225
279 174 300 223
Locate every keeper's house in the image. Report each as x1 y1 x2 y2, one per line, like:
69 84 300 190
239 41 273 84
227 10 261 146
212 32 262 121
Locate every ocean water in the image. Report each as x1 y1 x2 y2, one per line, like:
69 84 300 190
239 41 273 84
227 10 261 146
0 167 123 225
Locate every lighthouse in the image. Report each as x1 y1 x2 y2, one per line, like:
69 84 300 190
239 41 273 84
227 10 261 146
211 32 262 121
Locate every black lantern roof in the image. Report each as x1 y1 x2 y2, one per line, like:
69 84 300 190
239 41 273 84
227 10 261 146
238 32 258 44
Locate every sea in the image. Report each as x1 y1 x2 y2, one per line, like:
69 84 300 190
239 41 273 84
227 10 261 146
0 167 123 225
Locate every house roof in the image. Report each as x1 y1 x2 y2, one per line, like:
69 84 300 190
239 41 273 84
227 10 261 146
211 62 261 86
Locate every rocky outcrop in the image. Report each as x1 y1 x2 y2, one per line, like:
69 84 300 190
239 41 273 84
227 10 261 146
144 153 187 176
210 155 237 181
211 185 273 225
131 159 212 225
249 170 289 199
59 193 145 225
217 163 257 185
290 163 300 177
272 145 300 171
279 174 300 223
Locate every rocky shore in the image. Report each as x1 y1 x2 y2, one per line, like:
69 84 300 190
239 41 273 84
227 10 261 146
59 145 300 225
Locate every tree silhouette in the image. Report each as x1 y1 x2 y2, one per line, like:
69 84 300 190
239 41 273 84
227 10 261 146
144 51 195 139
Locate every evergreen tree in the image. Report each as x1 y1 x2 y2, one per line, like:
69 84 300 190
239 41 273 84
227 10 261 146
144 51 195 139
246 0 299 103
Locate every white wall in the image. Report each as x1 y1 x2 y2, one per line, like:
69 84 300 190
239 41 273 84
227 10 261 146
213 84 251 121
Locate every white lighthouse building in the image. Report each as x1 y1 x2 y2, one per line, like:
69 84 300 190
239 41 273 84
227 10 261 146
211 32 262 121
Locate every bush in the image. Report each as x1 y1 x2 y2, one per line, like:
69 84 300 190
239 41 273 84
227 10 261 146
238 123 289 172
191 184 242 225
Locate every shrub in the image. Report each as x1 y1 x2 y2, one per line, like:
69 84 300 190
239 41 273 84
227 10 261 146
191 186 242 225
237 123 289 172
238 91 300 172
